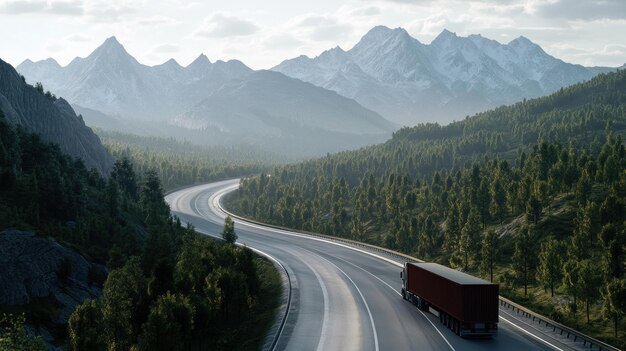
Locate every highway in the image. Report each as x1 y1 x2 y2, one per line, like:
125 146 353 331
165 179 583 351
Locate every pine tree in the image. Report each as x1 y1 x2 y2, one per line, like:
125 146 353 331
443 205 460 256
111 157 139 200
513 226 537 296
562 258 581 318
69 299 105 351
602 278 626 338
459 208 481 270
480 230 499 282
222 216 237 244
575 170 592 205
489 176 507 223
138 292 195 351
579 259 601 324
476 178 491 227
525 193 542 225
536 239 562 297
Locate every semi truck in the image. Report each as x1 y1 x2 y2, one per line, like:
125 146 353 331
401 262 499 337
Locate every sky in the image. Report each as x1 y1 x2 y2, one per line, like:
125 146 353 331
1 0 625 70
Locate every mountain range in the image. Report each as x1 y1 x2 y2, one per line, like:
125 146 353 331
16 27 621 155
273 26 619 125
17 37 395 158
0 58 113 174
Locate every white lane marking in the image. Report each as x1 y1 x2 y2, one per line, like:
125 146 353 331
500 314 565 351
292 251 330 351
415 309 457 351
303 249 380 351
330 255 401 296
328 253 455 351
193 191 203 216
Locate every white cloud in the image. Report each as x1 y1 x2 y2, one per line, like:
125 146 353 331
153 43 179 53
0 0 82 15
48 0 82 15
45 41 64 52
350 6 381 16
193 13 258 38
535 0 626 21
263 33 303 49
66 33 91 42
84 0 142 23
288 14 354 42
135 15 178 26
0 0 45 13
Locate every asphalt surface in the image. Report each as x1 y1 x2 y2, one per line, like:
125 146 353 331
166 179 581 351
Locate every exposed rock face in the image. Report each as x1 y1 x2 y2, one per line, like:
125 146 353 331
0 58 113 175
0 230 101 325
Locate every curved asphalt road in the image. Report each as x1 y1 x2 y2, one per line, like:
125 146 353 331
166 180 576 351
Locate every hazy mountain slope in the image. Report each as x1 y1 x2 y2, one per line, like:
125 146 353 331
17 37 394 158
0 59 113 174
274 26 617 125
173 70 395 157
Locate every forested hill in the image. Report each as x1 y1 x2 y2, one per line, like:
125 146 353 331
394 67 626 145
228 69 626 347
0 110 279 350
313 69 626 182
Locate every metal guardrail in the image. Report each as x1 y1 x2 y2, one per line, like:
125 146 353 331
216 188 622 351
499 297 621 351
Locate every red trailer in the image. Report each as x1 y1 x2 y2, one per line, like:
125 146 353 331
401 262 499 337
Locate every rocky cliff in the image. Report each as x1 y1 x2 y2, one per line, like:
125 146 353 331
0 58 113 175
0 230 103 348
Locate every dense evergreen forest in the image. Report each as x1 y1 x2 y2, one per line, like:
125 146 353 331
0 111 280 350
228 70 626 347
98 130 280 191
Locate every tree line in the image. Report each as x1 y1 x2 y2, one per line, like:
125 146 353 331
98 129 279 191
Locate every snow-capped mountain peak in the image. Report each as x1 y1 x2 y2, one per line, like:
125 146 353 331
431 29 459 45
508 36 543 54
273 26 616 125
94 36 128 56
188 53 211 68
159 58 182 68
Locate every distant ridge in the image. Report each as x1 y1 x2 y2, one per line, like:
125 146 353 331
17 37 395 158
273 26 619 125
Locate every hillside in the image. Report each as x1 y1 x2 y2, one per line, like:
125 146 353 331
0 59 113 174
0 110 280 349
227 70 626 347
16 37 395 158
274 26 617 125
